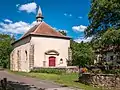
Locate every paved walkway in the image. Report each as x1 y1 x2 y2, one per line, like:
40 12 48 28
0 70 81 90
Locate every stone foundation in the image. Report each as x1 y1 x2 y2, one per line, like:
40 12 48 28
79 73 120 89
33 66 79 73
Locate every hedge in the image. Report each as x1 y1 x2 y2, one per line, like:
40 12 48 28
31 68 66 75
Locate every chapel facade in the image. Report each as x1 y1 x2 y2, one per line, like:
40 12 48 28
10 6 71 72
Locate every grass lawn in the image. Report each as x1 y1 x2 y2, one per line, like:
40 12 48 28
10 71 104 90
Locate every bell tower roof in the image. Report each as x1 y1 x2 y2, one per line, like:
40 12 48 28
36 6 43 22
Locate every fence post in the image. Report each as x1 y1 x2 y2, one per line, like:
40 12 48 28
3 78 7 90
0 78 7 90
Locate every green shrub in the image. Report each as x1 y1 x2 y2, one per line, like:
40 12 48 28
91 68 102 74
103 69 120 74
31 68 66 75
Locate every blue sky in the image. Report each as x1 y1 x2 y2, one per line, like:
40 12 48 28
0 0 91 42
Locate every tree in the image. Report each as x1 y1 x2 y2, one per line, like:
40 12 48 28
0 34 13 68
71 41 95 67
59 30 67 36
92 29 120 50
59 30 94 66
10 34 16 44
85 0 120 37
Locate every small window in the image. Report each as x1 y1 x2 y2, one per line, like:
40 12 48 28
60 58 63 64
25 50 27 61
17 50 20 60
60 58 63 61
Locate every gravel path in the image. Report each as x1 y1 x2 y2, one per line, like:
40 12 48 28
0 70 81 90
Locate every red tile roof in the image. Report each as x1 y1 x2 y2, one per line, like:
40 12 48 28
12 22 70 45
22 22 70 39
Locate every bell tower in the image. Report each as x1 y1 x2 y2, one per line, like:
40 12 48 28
36 6 44 23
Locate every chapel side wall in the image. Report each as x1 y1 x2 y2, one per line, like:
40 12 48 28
31 36 70 68
11 37 31 72
10 49 17 71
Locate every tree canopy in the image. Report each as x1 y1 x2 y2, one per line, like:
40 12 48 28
85 0 120 37
71 40 95 67
59 30 94 66
91 29 120 54
0 34 14 68
59 30 67 36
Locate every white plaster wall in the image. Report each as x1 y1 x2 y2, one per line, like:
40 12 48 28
31 36 70 68
11 37 31 72
10 49 18 71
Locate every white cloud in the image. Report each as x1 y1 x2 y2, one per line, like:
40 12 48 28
74 37 92 43
78 16 82 19
53 27 57 30
64 13 72 17
18 2 37 13
64 13 67 16
4 19 12 23
72 25 87 32
0 20 37 34
16 4 20 7
69 14 72 17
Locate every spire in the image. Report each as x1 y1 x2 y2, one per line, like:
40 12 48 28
36 6 43 23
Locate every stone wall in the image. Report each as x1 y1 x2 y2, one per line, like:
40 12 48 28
79 73 120 89
33 66 79 73
66 66 79 73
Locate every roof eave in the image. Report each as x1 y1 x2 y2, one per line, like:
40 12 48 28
12 34 71 45
11 34 31 45
30 34 71 40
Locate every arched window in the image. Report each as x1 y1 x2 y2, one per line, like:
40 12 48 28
17 50 20 59
25 50 27 61
17 50 21 70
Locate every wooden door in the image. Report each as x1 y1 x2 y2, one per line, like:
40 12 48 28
49 56 56 66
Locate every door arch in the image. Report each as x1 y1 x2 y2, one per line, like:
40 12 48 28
49 56 56 67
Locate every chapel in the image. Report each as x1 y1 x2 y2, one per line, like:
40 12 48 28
10 6 71 72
